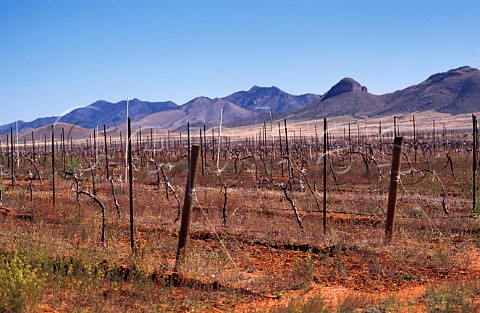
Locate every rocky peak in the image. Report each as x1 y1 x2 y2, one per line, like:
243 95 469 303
321 77 367 101
424 66 479 86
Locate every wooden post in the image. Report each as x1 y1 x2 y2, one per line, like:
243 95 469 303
10 127 14 187
385 136 404 242
0 178 3 207
93 128 97 165
278 122 283 154
150 128 154 159
128 118 135 252
62 128 66 178
413 115 417 163
348 123 352 163
29 179 33 202
393 116 397 137
211 128 215 161
32 131 35 162
51 125 55 207
167 130 171 162
200 128 204 175
473 115 477 212
175 145 201 270
323 118 327 235
284 119 291 179
357 124 360 146
119 131 123 164
379 121 383 158
139 127 142 155
6 135 9 170
104 125 109 179
203 125 207 170
187 122 190 170
263 122 267 154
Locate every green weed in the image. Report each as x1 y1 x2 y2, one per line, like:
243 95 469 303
423 279 480 312
0 252 44 312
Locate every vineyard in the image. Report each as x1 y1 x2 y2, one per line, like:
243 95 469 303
0 114 479 312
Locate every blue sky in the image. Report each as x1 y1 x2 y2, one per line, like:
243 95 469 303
1 1 479 125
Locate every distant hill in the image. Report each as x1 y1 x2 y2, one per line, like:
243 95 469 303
223 86 319 113
135 97 254 131
291 78 384 120
56 98 178 129
289 66 480 120
0 99 178 135
15 122 93 143
0 116 57 135
379 66 480 115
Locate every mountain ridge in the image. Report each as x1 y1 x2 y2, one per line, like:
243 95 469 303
287 66 480 121
222 85 319 113
135 97 254 131
2 66 480 135
1 87 317 134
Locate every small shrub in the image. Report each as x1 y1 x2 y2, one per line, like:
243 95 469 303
0 253 44 312
431 239 453 270
269 293 328 313
363 295 403 312
336 294 369 313
475 203 480 216
409 206 425 218
423 279 480 312
65 158 82 173
289 252 315 289
337 294 402 313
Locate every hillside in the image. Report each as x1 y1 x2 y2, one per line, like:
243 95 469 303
380 66 480 115
56 98 178 129
135 97 254 131
223 85 319 113
290 78 384 120
18 122 92 142
0 117 58 135
289 66 480 121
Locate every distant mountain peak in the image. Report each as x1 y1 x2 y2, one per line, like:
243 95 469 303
424 66 479 86
378 65 480 115
248 85 280 92
449 66 478 74
321 77 368 101
223 86 319 113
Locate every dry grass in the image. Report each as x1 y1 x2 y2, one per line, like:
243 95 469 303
0 121 479 311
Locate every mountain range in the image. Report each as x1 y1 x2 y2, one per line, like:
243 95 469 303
290 66 480 121
2 66 480 135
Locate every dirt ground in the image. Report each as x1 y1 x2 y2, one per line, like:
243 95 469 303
1 119 479 312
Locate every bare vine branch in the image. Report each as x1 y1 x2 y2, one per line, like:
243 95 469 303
409 169 449 214
298 169 321 212
109 176 121 218
274 177 304 229
222 184 228 226
149 159 181 223
78 190 107 246
65 170 107 246
443 152 456 179
25 158 42 182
